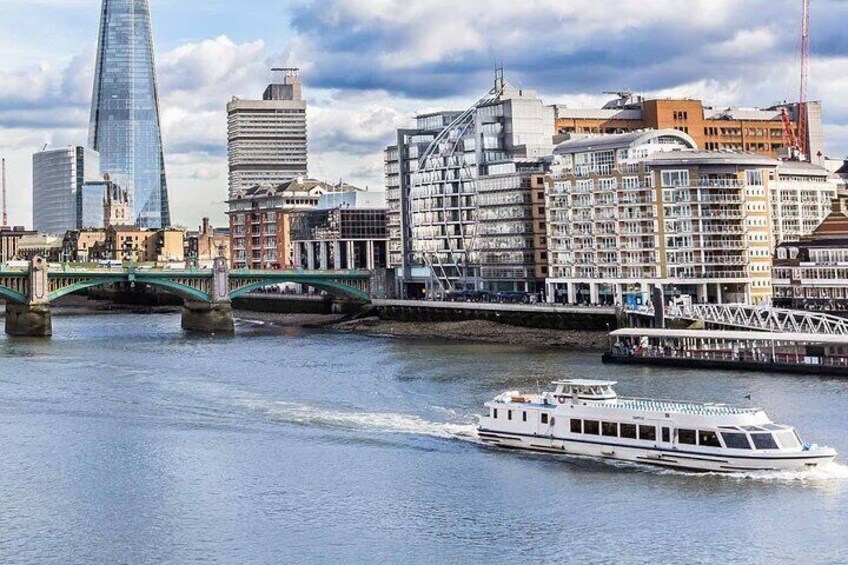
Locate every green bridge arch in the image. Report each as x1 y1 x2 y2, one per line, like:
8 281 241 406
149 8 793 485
47 276 213 303
228 278 370 301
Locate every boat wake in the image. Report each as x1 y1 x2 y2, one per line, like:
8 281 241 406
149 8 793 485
236 395 478 442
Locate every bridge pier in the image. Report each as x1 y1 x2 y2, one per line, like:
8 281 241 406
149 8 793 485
181 256 234 334
5 256 52 337
181 301 234 334
5 302 52 337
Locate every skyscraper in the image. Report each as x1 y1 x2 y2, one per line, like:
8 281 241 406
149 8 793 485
32 146 101 235
89 0 170 228
227 68 308 198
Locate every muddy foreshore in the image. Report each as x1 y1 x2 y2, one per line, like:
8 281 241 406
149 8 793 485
0 298 608 350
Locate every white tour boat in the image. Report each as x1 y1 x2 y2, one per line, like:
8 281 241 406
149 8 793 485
477 379 837 472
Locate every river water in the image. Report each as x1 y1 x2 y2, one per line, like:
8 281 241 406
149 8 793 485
0 313 846 564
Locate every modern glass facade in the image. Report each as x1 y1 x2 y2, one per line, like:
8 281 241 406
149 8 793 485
89 0 170 229
32 147 100 235
80 181 108 229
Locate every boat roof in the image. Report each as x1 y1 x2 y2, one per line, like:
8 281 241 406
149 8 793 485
552 379 617 387
610 328 848 345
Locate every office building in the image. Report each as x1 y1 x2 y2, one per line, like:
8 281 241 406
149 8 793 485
773 198 848 312
543 130 837 306
384 73 555 296
227 178 358 269
185 218 231 268
291 192 389 271
89 0 170 228
0 227 38 263
227 68 308 198
554 94 824 165
32 146 101 235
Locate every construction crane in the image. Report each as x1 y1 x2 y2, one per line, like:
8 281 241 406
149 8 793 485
798 0 811 160
1 157 7 227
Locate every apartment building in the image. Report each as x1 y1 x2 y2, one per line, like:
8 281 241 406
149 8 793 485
227 178 361 269
770 161 839 243
544 130 836 306
385 74 555 296
773 198 848 312
554 94 824 165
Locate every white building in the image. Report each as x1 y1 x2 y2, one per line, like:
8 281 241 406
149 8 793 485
544 130 837 307
227 68 308 198
32 146 101 235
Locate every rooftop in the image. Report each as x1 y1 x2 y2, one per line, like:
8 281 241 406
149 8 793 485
645 150 779 167
553 129 696 154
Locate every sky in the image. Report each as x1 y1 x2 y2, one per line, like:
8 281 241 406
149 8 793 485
1 0 848 228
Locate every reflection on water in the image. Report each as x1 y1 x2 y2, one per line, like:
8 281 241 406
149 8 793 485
0 313 845 564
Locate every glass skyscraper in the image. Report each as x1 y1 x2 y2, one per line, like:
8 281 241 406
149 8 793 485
89 0 170 228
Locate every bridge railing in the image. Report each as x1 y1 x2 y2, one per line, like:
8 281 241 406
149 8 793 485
666 303 848 336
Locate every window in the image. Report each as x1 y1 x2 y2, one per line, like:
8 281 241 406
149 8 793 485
639 425 657 441
492 409 498 419
774 430 800 449
751 433 779 450
570 419 582 434
661 170 690 187
522 412 527 422
508 410 512 421
584 420 600 435
698 431 722 448
541 413 549 425
720 432 752 450
602 422 618 437
662 427 670 442
678 429 697 445
620 424 637 439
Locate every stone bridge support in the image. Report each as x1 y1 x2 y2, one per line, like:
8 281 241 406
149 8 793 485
6 256 52 337
181 257 234 333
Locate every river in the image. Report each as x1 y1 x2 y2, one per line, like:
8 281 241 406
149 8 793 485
0 313 845 564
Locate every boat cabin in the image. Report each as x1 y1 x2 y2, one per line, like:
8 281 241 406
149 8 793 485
552 379 618 403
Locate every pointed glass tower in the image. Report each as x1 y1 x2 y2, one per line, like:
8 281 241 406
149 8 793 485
89 0 170 228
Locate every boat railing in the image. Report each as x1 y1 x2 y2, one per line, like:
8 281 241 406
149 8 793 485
609 396 760 415
608 346 848 369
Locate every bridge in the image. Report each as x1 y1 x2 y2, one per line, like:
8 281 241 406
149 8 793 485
0 256 373 337
626 302 848 336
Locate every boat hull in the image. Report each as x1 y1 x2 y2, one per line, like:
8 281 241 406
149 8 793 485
477 428 836 473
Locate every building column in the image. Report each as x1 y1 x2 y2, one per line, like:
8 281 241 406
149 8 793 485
319 242 329 270
293 244 302 269
567 282 576 304
333 241 342 270
614 284 624 306
589 282 600 306
716 283 723 305
306 242 315 271
366 241 375 270
697 283 708 304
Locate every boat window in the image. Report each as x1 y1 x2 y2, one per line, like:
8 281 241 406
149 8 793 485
742 425 765 432
584 420 600 435
720 432 752 450
639 425 656 441
570 419 582 434
774 431 801 449
763 424 785 431
508 410 512 421
750 433 778 450
620 423 637 439
698 431 722 448
678 429 697 445
522 412 527 422
492 409 498 419
541 413 549 425
662 427 670 442
602 422 618 437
